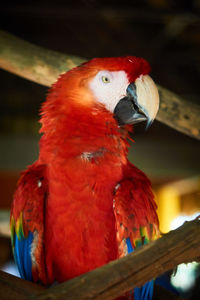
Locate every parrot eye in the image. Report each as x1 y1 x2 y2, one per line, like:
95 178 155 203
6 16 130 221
89 70 129 113
97 71 112 84
101 76 110 83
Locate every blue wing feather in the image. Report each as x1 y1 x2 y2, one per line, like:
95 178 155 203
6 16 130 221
134 282 154 300
126 237 133 253
126 238 154 300
13 231 33 281
14 234 25 279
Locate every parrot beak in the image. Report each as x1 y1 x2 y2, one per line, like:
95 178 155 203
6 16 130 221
114 75 159 129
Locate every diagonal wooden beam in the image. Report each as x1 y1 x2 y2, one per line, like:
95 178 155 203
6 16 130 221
1 220 197 300
0 30 200 140
0 270 45 300
0 273 183 300
25 219 199 300
0 30 85 86
156 86 200 141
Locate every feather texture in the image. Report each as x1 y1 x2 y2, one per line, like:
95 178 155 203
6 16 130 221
114 163 159 300
11 57 159 300
13 229 33 280
10 164 48 284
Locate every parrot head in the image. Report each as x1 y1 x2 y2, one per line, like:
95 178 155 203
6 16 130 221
42 56 159 135
84 56 159 129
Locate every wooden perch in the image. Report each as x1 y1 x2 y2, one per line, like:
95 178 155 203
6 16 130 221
0 30 85 86
1 219 199 300
27 219 200 300
0 219 197 300
0 272 183 300
0 270 45 300
0 30 200 140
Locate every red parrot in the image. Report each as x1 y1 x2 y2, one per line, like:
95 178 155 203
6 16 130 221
10 56 160 299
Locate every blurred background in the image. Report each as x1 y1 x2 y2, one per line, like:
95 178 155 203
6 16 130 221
0 0 200 298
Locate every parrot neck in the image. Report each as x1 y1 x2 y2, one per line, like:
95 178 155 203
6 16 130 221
39 108 131 281
39 106 131 208
39 103 131 168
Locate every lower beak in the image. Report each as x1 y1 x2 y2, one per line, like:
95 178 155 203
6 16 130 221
114 75 159 129
113 95 147 125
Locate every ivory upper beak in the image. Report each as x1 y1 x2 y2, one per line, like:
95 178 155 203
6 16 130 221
135 75 160 126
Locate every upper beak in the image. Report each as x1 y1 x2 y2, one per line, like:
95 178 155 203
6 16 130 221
114 75 159 129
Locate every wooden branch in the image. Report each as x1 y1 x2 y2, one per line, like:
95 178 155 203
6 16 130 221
0 30 85 86
25 219 200 300
157 86 200 140
1 220 197 300
0 270 44 300
0 274 183 300
0 31 200 140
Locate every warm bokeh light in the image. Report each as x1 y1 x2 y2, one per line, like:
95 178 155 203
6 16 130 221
156 177 200 233
170 213 200 293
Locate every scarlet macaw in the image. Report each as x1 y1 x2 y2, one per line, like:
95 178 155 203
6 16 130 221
10 56 160 299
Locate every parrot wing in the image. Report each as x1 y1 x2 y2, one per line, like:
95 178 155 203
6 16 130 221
114 162 160 300
10 164 48 283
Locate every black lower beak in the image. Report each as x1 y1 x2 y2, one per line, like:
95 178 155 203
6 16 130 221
114 83 147 126
113 96 146 126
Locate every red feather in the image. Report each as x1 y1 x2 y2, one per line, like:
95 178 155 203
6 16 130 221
11 56 159 291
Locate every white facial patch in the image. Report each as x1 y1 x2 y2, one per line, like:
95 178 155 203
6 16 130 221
30 230 38 266
88 70 129 112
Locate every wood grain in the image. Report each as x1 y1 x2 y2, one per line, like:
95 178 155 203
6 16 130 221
26 219 199 300
0 270 44 300
1 219 197 299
